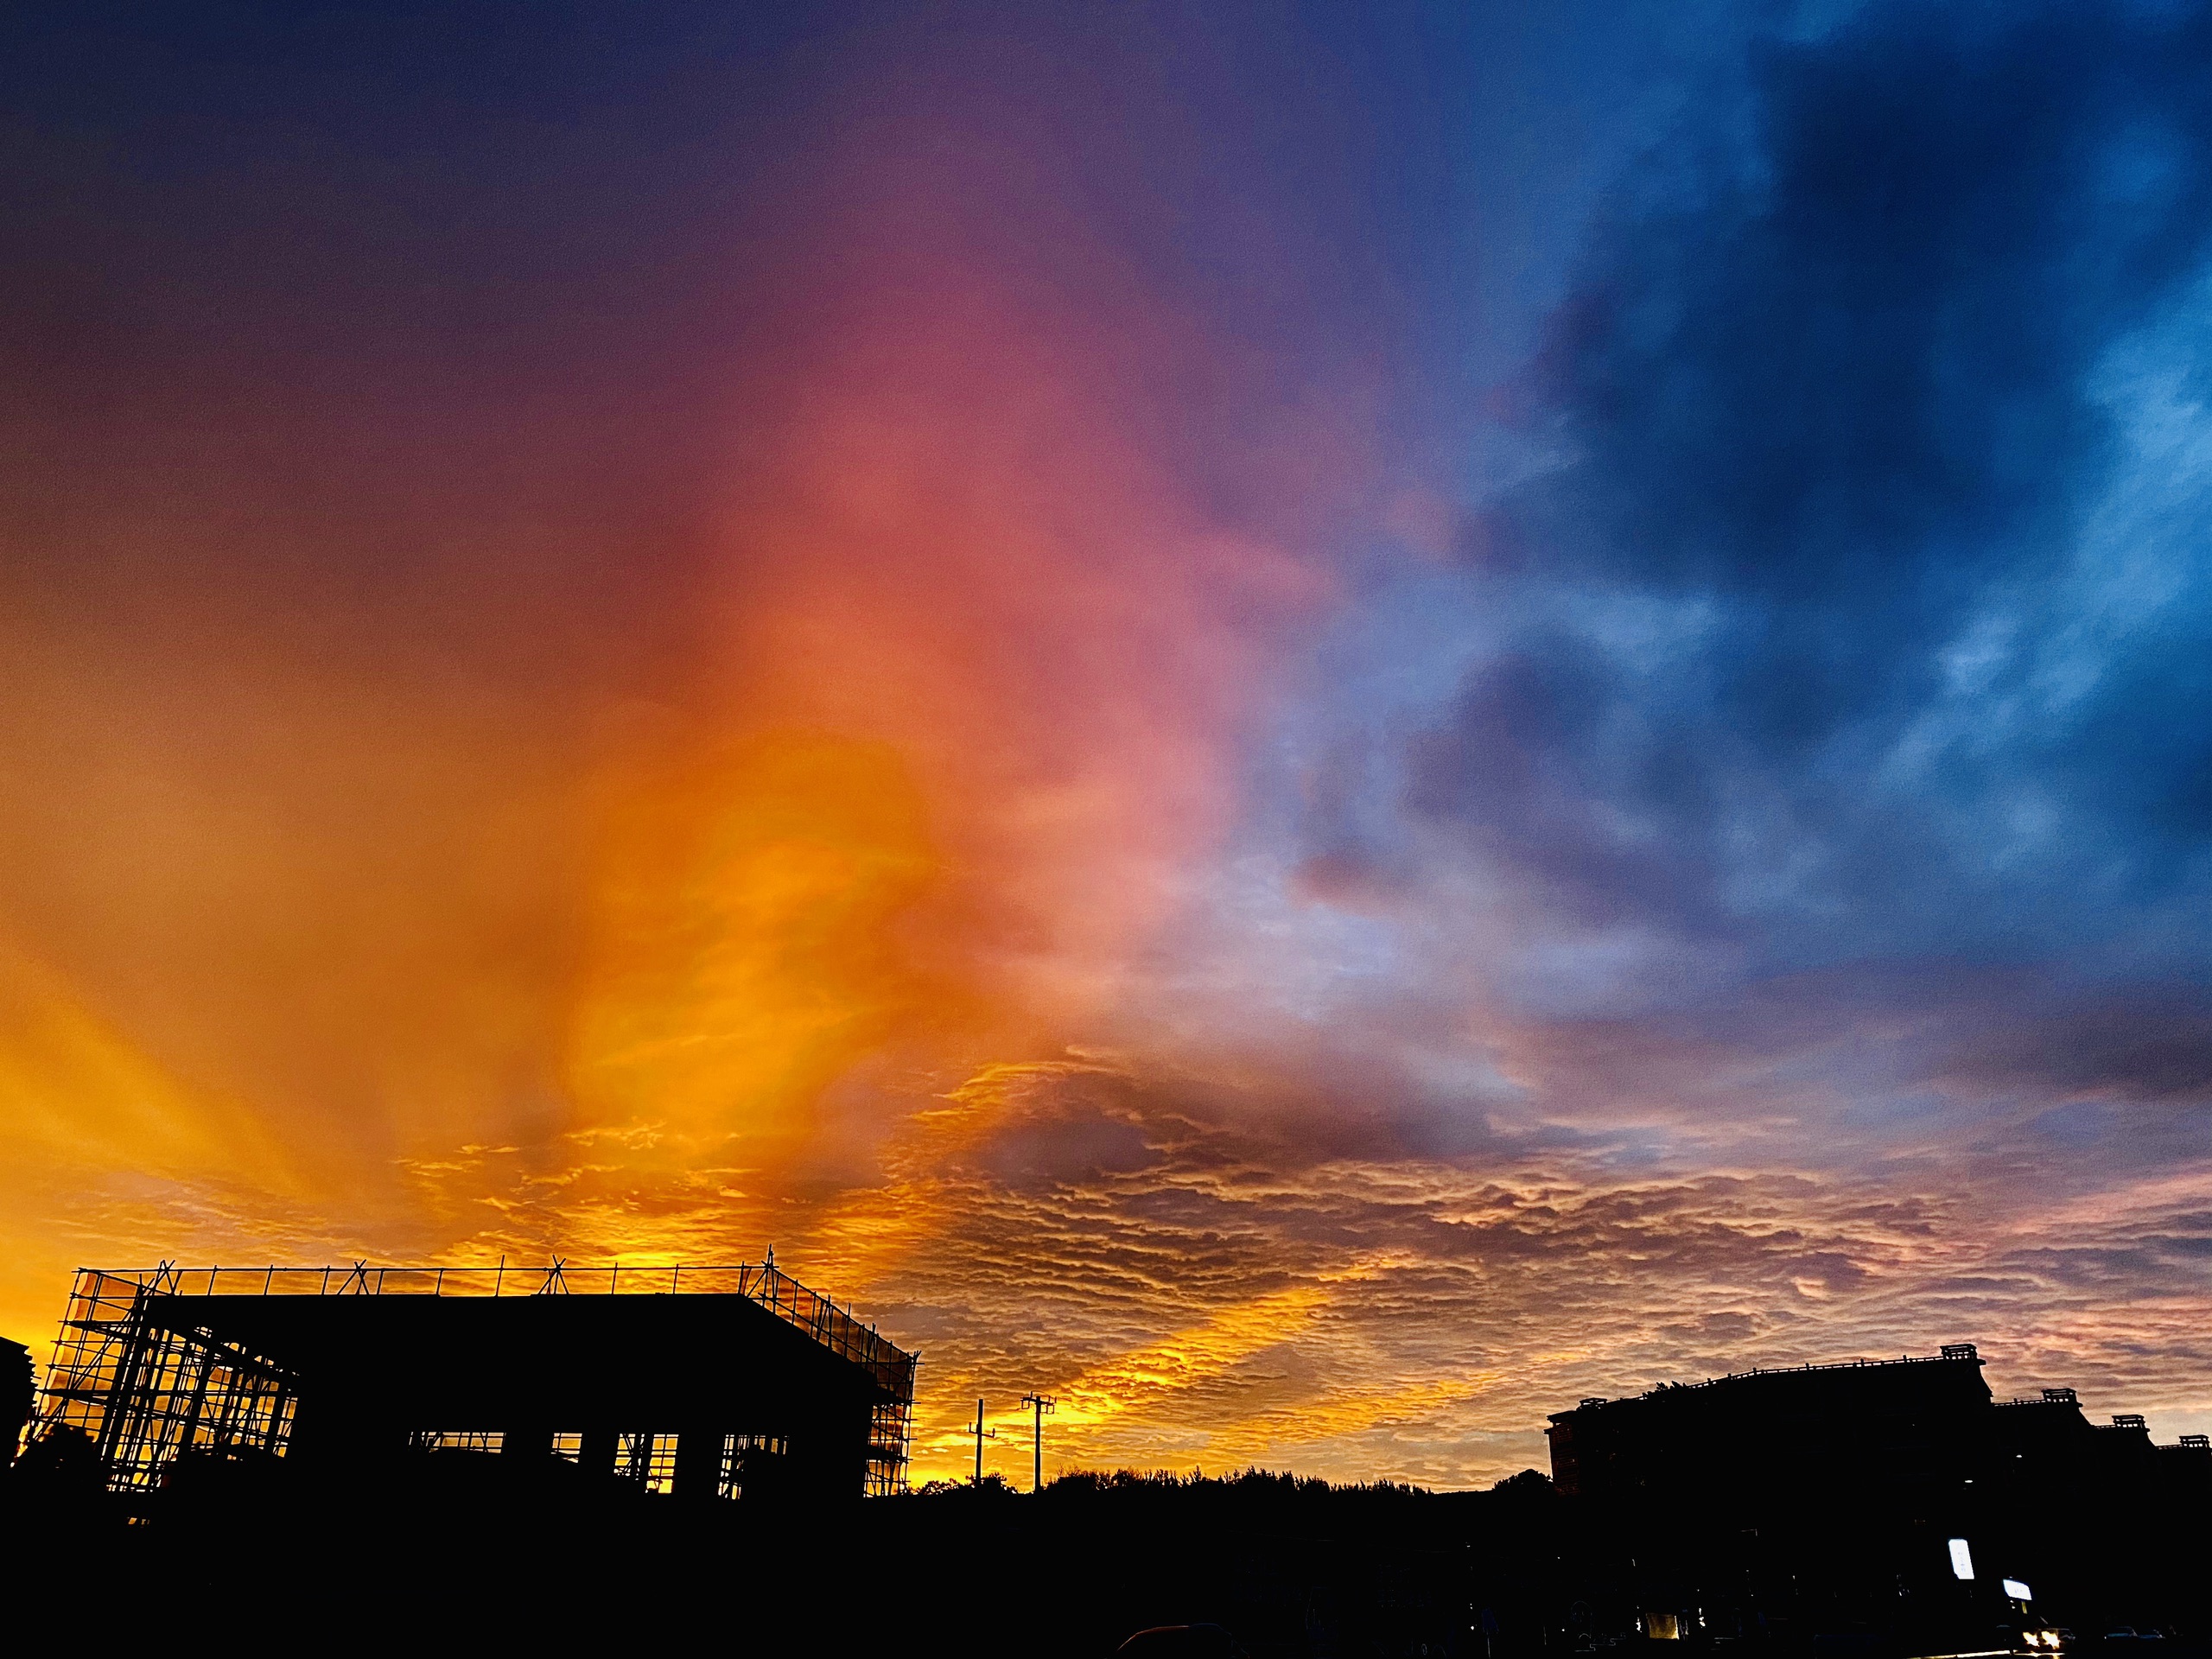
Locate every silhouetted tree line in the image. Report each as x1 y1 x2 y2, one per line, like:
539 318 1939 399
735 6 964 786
867 1463 1548 1656
3 1407 2204 1657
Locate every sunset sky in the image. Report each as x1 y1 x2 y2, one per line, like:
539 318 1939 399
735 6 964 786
5 1 2211 1486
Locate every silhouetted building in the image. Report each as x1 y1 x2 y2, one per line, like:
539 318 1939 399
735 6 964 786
1548 1344 1993 1511
34 1262 915 1505
2 1337 32 1467
1546 1345 2212 1645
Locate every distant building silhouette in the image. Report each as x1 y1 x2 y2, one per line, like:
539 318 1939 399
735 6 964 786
33 1262 915 1505
1548 1345 1994 1510
1547 1345 2211 1645
3 1337 32 1466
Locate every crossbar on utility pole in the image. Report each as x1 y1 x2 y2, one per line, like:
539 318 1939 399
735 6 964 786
1019 1393 1056 1493
971 1396 997 1484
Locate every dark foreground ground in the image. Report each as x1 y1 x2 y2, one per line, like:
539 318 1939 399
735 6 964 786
2 1452 2206 1656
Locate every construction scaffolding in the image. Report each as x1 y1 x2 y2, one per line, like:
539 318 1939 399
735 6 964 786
38 1262 918 1500
40 1268 298 1491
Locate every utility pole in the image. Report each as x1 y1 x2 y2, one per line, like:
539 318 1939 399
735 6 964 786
970 1396 997 1484
1019 1393 1056 1493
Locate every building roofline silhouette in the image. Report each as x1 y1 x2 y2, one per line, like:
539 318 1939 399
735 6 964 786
35 1262 916 1503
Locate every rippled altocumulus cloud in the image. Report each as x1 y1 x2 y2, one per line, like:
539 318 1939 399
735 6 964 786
887 0 2212 1481
6 0 2212 1490
237 1 2212 1480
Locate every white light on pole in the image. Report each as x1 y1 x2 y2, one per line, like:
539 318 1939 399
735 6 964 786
2003 1580 2032 1602
1948 1538 1975 1580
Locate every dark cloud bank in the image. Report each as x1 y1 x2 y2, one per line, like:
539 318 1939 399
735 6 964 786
1409 1 2212 1101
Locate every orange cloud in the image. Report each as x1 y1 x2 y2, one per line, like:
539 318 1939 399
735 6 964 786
0 941 273 1178
1053 1280 1338 1429
565 730 950 1160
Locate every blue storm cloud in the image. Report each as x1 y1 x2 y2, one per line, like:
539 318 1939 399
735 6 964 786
1408 0 2212 1031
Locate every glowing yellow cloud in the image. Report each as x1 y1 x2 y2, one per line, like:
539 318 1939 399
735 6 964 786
1055 1261 1403 1430
565 730 945 1159
0 939 311 1344
1203 1375 1494 1459
0 941 286 1180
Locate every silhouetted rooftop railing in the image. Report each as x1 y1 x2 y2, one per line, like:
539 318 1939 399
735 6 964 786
55 1262 914 1399
1993 1388 2082 1409
1556 1346 1982 1414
